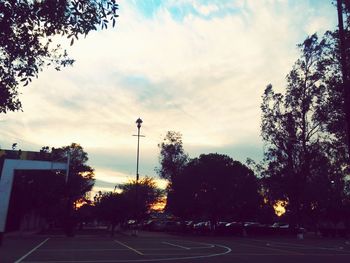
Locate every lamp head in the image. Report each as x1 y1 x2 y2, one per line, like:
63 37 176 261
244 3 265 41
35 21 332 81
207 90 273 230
136 118 143 128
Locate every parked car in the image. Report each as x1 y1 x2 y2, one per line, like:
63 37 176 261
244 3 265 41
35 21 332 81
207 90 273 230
183 220 195 232
269 222 306 235
149 220 167 231
193 221 211 234
142 219 156 231
215 221 229 234
270 222 289 228
244 222 268 235
124 220 139 230
268 222 289 235
164 221 181 232
224 222 244 235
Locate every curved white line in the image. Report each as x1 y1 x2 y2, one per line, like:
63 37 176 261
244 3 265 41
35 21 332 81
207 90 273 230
164 239 215 249
162 241 190 250
23 242 232 263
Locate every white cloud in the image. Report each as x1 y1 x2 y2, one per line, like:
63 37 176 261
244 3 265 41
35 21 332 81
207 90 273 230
193 2 219 16
304 17 334 35
93 168 133 184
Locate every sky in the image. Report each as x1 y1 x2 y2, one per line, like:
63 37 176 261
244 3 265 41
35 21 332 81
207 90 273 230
0 0 338 193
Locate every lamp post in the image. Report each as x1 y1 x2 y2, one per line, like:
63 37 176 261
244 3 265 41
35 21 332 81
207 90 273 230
135 118 143 182
133 118 144 236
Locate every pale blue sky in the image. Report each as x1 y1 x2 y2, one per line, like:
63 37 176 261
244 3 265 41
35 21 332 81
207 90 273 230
0 0 338 192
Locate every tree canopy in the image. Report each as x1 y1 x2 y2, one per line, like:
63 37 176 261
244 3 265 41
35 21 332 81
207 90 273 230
118 177 165 221
156 131 188 185
260 5 350 225
0 0 118 113
53 143 95 200
94 191 129 229
167 153 261 223
93 177 164 234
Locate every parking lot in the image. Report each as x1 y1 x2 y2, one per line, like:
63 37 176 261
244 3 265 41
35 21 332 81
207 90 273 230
1 232 350 263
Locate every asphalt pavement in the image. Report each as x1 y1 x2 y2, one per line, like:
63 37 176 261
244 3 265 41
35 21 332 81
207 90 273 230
1 231 350 263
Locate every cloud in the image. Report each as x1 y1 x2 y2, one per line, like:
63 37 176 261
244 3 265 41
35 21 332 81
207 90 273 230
187 142 264 164
93 167 168 193
94 179 118 189
304 16 335 35
193 2 219 16
0 0 337 192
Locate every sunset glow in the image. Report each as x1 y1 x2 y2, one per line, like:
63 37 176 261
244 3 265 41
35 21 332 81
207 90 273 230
273 200 288 217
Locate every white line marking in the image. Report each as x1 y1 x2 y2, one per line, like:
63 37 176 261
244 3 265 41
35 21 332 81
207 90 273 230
142 253 211 256
39 247 212 252
168 240 214 248
21 253 350 263
162 241 190 250
14 237 50 263
40 248 130 251
250 238 349 252
22 242 232 262
223 253 350 256
114 240 144 255
191 245 215 249
234 241 304 255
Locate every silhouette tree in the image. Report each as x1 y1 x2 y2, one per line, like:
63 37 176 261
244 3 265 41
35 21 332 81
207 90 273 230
261 33 349 226
118 177 164 221
157 131 188 186
94 192 129 236
311 2 350 224
39 143 94 235
48 143 95 201
94 177 163 235
168 153 260 225
0 0 118 113
336 0 350 154
75 203 95 230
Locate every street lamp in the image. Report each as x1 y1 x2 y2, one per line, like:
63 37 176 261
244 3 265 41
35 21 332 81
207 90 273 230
135 118 143 182
133 118 144 237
